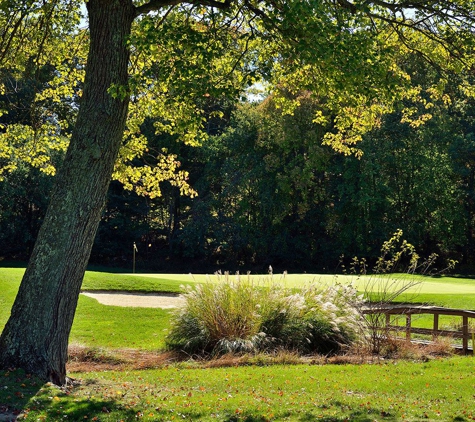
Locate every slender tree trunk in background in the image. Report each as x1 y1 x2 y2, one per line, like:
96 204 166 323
0 0 135 385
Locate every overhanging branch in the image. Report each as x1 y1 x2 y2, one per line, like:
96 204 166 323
135 0 233 17
338 0 475 23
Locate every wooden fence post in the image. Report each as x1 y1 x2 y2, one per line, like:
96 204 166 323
433 313 439 341
462 315 469 354
406 313 411 341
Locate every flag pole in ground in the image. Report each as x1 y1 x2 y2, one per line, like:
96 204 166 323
133 242 138 273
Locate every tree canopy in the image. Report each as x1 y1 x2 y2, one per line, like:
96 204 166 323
2 0 475 183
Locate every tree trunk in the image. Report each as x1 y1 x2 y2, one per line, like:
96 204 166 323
0 0 135 385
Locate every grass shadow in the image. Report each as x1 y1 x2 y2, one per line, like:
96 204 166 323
0 369 138 421
27 395 138 421
0 369 41 419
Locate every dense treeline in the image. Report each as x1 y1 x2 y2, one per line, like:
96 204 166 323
2 59 475 273
93 59 475 273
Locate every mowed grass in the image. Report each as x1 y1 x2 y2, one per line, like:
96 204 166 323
131 271 475 297
2 268 475 420
2 268 475 348
3 357 475 421
0 268 182 348
82 271 193 293
72 295 171 350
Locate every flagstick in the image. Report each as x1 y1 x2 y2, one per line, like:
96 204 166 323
133 242 138 273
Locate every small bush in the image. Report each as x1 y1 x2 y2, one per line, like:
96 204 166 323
343 229 458 355
166 273 365 356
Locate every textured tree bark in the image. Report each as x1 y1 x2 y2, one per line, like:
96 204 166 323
0 0 135 385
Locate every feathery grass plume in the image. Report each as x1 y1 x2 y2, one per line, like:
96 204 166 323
166 271 365 356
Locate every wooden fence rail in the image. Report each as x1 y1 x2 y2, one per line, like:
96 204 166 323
362 305 475 354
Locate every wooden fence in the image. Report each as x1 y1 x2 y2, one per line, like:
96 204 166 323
362 305 475 354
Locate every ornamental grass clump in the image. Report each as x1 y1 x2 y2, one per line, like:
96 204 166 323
260 283 365 355
166 273 365 357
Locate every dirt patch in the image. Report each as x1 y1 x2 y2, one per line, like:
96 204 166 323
67 345 180 372
66 346 381 373
81 291 185 308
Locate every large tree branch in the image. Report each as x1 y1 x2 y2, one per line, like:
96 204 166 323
135 0 233 17
339 0 475 22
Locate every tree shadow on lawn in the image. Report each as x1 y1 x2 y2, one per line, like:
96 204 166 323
214 409 399 422
0 369 137 421
0 369 41 420
277 401 400 422
0 369 414 422
148 407 401 422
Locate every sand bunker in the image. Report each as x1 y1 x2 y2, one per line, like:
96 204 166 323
81 291 185 308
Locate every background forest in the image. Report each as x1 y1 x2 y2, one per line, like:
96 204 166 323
1 52 475 274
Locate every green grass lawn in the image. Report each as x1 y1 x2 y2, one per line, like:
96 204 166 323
0 269 184 343
128 271 475 300
82 271 193 293
72 295 172 350
2 267 475 421
3 357 475 421
1 268 475 348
